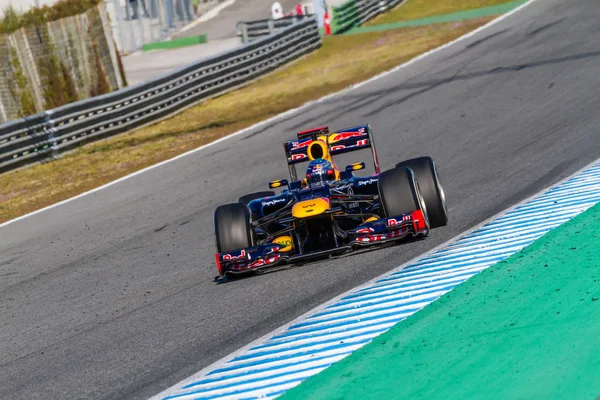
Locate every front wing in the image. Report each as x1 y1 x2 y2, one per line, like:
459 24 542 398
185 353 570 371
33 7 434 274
215 210 428 277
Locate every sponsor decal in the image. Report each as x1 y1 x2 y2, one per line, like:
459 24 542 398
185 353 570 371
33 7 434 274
262 198 286 207
369 234 386 241
246 254 282 270
290 139 312 150
331 139 369 152
388 217 412 234
357 177 378 186
387 217 410 226
330 127 367 143
272 236 293 252
358 230 403 243
356 227 375 234
332 183 352 191
222 249 246 261
291 154 308 161
266 254 281 264
230 254 282 271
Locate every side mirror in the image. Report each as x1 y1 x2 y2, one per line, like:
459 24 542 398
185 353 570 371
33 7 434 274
345 162 365 173
269 179 289 189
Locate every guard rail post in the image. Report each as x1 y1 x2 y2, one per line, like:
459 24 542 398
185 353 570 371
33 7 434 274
268 19 275 35
241 23 249 43
44 111 61 162
379 0 387 13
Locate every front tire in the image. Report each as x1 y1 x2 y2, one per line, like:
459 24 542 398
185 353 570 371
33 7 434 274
214 203 253 253
396 156 447 228
378 166 423 217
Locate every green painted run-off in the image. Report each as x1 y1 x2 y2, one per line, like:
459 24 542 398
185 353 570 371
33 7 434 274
346 0 528 35
282 203 600 399
141 34 208 52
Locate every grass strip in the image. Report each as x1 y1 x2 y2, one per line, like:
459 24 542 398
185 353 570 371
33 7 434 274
367 0 520 26
141 34 208 52
351 0 527 34
0 12 496 223
281 202 600 400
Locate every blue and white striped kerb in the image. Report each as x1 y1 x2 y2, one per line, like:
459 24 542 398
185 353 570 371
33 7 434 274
160 162 600 400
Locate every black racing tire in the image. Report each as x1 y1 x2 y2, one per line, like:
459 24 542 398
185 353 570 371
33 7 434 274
378 166 424 218
214 203 253 253
238 191 276 205
396 156 447 228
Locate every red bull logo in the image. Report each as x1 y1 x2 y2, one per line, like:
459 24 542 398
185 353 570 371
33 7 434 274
222 250 246 261
291 139 312 150
311 164 324 173
387 215 411 226
329 128 367 143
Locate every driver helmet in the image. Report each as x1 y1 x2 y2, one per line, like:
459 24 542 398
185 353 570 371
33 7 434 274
306 158 335 187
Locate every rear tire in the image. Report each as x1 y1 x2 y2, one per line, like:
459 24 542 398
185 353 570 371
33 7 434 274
396 156 447 228
378 166 423 217
214 203 253 253
238 191 276 205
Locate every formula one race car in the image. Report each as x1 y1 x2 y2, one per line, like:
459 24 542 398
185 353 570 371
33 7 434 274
213 125 447 278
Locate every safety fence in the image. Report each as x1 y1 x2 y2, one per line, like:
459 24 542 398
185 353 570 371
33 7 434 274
0 17 321 174
236 15 311 43
331 0 405 34
0 2 125 125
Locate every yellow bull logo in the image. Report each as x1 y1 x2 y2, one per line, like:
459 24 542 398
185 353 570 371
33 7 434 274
292 198 330 218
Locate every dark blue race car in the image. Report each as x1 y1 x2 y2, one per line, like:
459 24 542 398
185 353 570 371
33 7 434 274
213 125 447 278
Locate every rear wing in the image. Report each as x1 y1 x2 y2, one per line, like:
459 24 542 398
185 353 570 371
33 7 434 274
283 124 381 181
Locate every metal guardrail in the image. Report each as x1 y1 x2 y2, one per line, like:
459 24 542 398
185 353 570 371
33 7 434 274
332 0 404 34
0 17 321 174
236 15 312 43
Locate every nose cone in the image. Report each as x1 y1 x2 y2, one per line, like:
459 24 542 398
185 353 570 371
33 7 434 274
292 198 330 218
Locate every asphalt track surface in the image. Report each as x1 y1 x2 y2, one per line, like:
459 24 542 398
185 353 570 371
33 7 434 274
1 0 600 398
179 0 302 40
